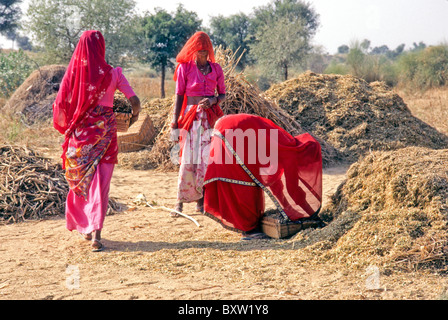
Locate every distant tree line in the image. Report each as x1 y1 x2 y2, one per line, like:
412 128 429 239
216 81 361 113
325 38 448 90
1 0 319 97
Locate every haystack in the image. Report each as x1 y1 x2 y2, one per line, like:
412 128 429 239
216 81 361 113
265 72 448 162
137 48 338 171
2 65 66 126
295 147 448 271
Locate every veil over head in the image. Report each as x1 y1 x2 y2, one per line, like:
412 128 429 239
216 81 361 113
173 31 215 81
53 30 113 165
53 30 113 136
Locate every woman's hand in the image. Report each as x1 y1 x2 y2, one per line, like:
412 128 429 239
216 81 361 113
198 97 211 109
198 97 217 109
129 95 141 126
130 113 139 126
170 122 179 142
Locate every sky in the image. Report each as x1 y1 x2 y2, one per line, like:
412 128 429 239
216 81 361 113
1 0 448 54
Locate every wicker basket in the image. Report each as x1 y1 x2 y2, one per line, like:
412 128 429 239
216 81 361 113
117 114 156 153
261 215 323 239
115 112 132 132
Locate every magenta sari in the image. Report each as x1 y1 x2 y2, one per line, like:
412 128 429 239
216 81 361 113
53 30 117 234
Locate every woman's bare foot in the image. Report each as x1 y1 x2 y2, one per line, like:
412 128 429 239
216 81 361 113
91 230 103 252
81 233 92 241
196 197 204 213
171 202 183 217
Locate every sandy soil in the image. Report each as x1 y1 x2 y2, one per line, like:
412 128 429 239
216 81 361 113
0 164 447 300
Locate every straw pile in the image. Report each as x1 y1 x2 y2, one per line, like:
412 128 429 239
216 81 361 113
0 145 68 222
297 147 448 271
2 65 66 126
132 48 338 171
0 145 126 223
216 47 303 136
265 72 448 162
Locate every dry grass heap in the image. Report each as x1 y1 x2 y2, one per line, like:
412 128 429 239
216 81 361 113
297 147 448 271
2 65 66 127
265 72 448 162
0 144 126 223
122 48 338 171
0 145 68 223
216 47 302 136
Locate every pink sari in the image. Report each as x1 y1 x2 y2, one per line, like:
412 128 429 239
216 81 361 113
53 30 117 234
65 162 114 234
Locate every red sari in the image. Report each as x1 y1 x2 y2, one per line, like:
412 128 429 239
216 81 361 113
203 114 322 233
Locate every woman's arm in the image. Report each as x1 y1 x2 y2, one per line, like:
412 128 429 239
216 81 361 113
172 94 184 129
216 93 226 105
129 95 141 126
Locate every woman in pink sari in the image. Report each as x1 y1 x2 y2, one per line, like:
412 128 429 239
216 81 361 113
53 30 140 251
171 31 226 214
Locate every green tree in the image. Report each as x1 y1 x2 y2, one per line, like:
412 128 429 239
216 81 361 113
346 41 366 77
136 5 201 98
25 0 136 65
249 0 319 81
209 13 251 67
251 16 309 81
0 49 33 97
251 0 319 33
0 0 22 36
337 45 349 54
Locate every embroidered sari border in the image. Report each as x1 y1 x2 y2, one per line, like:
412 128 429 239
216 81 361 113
204 177 257 187
203 211 245 234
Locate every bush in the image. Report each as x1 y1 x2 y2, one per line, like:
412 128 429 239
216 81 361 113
324 61 349 75
0 50 34 98
397 45 448 89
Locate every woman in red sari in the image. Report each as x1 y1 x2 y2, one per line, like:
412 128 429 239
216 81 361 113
171 31 226 215
53 30 140 251
203 114 323 239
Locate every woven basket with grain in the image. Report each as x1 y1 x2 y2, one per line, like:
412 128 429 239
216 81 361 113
113 91 133 132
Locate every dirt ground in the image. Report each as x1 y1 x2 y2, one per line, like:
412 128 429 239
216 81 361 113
1 163 447 301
